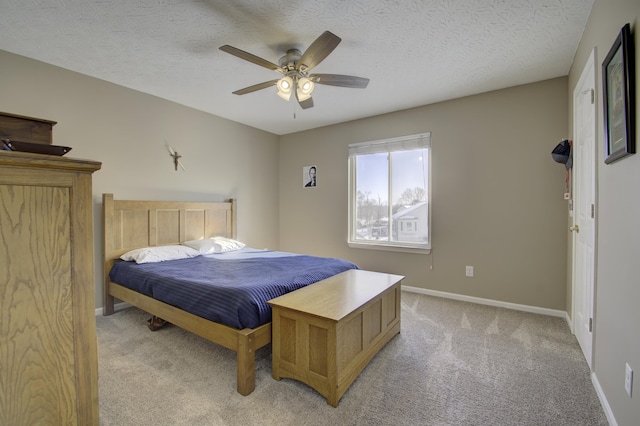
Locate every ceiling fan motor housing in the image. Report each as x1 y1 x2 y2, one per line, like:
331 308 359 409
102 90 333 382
279 49 302 71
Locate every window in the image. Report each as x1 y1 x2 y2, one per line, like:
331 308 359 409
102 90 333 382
348 133 431 253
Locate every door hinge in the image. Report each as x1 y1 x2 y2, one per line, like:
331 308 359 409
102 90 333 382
591 204 595 218
589 317 593 332
591 89 595 104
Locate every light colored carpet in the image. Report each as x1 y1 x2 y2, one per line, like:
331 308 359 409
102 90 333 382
96 291 608 425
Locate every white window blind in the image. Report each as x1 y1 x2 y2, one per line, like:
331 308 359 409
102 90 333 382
348 133 431 156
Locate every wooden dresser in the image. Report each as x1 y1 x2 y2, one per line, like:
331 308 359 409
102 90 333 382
0 151 101 425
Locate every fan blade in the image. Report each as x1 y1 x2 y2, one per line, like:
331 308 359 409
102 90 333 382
232 79 279 95
295 93 314 110
297 31 341 72
310 74 369 88
299 98 314 109
220 45 284 73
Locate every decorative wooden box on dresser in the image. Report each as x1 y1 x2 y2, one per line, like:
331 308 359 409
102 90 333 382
0 151 101 425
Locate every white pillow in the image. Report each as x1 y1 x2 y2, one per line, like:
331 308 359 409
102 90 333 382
212 236 245 252
182 238 219 255
183 237 245 254
120 245 200 264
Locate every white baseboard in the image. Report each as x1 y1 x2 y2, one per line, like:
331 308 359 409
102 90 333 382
100 287 568 321
401 285 567 319
591 372 617 426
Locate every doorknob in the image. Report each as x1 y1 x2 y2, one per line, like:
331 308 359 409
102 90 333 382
569 224 580 232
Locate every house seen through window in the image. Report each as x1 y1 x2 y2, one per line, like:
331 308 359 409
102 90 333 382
348 133 431 253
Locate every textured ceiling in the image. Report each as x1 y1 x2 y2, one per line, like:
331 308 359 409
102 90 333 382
0 0 594 135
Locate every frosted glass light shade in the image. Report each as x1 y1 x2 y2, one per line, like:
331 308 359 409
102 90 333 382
277 76 293 100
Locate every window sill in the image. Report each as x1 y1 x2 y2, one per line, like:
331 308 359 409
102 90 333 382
348 241 431 255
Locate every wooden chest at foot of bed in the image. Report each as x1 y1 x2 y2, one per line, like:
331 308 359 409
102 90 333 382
268 269 403 407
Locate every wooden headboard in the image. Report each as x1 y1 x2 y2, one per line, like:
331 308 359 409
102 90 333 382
102 193 237 309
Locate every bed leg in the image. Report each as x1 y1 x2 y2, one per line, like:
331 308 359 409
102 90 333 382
236 331 256 396
103 293 115 316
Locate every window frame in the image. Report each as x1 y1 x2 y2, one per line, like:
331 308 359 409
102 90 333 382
347 132 431 254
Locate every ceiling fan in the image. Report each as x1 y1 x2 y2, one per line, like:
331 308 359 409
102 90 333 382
219 31 369 109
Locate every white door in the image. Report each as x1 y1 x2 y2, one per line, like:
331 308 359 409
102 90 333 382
572 48 597 368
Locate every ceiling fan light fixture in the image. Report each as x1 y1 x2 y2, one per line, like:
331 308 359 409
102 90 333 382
221 31 368 109
277 90 291 101
278 76 292 91
296 89 312 102
296 92 310 102
298 77 314 93
277 76 293 100
296 77 314 101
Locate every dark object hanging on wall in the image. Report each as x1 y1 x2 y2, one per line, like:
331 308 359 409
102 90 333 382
551 139 572 170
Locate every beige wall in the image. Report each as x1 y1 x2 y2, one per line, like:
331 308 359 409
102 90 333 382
279 77 569 311
0 50 281 309
5 8 636 419
568 0 640 424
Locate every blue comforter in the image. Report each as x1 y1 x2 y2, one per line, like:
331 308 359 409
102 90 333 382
109 250 359 329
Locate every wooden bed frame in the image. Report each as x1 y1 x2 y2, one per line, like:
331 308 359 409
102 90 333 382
102 193 272 396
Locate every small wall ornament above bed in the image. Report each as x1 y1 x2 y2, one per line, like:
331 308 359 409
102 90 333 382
165 143 186 171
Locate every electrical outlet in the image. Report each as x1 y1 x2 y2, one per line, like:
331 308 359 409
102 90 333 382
625 363 633 397
465 266 474 277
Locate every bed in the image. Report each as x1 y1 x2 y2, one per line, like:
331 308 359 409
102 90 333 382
101 193 358 396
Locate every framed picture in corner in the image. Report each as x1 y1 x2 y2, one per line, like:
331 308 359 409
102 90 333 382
602 23 635 164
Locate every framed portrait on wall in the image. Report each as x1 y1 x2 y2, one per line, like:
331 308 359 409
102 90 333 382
303 165 317 187
602 23 635 164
